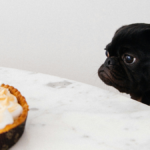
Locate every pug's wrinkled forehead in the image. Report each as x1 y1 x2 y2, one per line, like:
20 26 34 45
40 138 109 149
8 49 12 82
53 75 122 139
105 23 150 59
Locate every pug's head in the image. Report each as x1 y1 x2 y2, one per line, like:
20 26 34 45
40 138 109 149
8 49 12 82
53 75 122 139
98 23 150 105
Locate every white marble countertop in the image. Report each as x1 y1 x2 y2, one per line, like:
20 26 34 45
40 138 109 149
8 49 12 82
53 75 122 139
0 67 150 150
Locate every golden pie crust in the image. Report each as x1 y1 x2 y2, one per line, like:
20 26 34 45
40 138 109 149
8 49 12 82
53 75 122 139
0 84 29 149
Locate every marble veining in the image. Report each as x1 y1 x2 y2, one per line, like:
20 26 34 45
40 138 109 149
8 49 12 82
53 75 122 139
0 67 149 150
47 80 72 88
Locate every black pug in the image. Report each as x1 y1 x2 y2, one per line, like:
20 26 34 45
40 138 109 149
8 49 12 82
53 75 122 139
98 23 150 105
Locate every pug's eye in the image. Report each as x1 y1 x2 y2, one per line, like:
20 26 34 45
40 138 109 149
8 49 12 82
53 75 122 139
105 51 109 57
123 55 136 64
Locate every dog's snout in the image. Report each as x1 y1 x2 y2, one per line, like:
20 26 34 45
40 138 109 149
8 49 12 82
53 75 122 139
105 57 116 66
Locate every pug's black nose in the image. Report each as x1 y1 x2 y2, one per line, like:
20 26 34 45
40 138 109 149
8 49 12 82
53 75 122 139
104 57 116 67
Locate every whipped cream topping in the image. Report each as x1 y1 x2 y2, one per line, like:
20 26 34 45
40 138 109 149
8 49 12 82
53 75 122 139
0 87 23 129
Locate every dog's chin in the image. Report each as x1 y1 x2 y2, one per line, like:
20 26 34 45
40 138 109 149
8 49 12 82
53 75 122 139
98 70 130 94
98 70 113 86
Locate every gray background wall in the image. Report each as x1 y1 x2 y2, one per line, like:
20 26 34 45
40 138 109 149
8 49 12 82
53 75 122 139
0 0 150 94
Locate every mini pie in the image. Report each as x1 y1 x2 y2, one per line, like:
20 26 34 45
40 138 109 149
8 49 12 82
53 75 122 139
0 84 29 150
